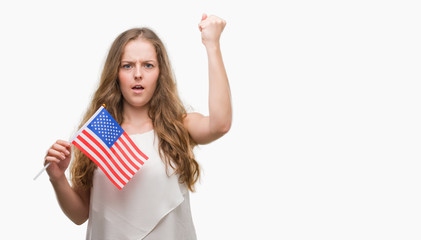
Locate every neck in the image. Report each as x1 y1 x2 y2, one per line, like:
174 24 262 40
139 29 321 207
121 102 153 135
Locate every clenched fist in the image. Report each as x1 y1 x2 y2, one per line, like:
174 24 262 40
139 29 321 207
198 14 226 48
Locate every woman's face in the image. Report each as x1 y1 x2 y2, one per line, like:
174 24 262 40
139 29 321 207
118 38 160 109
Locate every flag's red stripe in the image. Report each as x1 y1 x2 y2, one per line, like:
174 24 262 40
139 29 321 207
119 135 144 165
110 147 136 175
114 141 140 170
82 130 131 181
78 134 126 186
73 139 122 190
123 132 149 160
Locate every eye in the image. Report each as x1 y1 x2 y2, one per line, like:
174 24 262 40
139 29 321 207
146 64 153 68
121 63 132 69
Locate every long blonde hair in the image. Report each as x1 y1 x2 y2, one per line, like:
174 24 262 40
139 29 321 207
70 28 200 191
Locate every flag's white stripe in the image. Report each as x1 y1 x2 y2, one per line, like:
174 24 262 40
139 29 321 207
78 133 128 184
111 143 138 173
120 134 147 162
74 138 124 189
115 139 143 169
84 129 134 178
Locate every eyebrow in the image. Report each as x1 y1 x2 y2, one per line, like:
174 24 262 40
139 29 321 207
120 59 157 63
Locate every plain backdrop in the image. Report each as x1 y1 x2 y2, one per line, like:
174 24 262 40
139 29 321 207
1 0 420 239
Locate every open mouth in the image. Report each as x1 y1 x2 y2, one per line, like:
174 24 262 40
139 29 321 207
132 85 144 90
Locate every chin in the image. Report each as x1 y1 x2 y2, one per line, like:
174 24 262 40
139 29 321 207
124 100 150 109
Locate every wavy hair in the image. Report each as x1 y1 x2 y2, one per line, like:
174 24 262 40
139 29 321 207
70 28 200 191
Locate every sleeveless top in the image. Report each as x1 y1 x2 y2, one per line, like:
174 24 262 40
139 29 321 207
85 130 197 240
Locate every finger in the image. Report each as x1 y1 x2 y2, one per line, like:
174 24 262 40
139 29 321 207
45 156 61 165
220 18 227 27
47 148 67 160
56 140 72 149
52 142 71 156
198 22 206 32
206 15 224 24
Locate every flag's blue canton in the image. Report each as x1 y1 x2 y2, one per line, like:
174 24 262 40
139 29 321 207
87 108 124 148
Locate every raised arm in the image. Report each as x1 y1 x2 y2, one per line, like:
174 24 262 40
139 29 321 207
184 14 232 144
45 140 90 225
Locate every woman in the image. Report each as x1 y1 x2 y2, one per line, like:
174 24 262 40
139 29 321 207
44 14 231 240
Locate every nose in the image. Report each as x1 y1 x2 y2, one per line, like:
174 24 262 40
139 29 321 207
134 63 142 79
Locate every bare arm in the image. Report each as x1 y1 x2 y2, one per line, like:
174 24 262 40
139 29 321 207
45 140 90 225
49 176 90 225
184 14 232 144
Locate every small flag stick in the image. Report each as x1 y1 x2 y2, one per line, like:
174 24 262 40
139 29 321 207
33 163 50 181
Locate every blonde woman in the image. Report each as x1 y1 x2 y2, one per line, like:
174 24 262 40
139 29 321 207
44 14 231 240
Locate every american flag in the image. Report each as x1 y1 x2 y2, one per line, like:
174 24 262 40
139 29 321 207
72 106 148 190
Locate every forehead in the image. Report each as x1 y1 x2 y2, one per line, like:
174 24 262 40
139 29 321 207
121 38 157 60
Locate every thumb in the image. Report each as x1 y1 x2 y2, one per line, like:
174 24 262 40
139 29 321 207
201 13 207 21
199 13 208 32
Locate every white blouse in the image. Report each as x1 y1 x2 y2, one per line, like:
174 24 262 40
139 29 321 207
85 130 197 240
